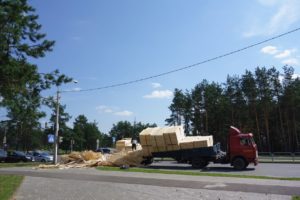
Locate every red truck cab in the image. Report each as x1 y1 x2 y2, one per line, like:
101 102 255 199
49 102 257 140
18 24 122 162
227 126 258 170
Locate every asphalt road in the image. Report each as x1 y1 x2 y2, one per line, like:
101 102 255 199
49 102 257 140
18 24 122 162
147 160 300 178
1 167 300 199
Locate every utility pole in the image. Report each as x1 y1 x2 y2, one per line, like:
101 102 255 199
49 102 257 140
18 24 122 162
70 139 74 152
53 89 60 164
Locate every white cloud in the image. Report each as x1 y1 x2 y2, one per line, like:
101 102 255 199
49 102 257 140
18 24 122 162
261 46 278 55
151 82 161 88
274 50 292 59
279 73 300 83
114 110 133 116
143 90 173 99
104 108 113 113
96 105 133 116
292 73 300 79
72 87 82 91
268 1 300 34
244 0 300 37
282 58 299 65
96 105 107 111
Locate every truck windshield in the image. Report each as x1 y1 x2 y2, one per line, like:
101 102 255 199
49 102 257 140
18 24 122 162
249 137 256 145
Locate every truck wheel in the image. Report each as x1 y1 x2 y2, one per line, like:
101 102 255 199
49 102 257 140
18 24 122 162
191 158 208 169
232 158 246 170
141 157 153 166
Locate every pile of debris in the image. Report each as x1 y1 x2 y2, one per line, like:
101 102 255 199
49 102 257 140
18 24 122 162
37 150 144 169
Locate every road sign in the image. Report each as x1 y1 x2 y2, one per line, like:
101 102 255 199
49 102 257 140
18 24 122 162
48 134 55 143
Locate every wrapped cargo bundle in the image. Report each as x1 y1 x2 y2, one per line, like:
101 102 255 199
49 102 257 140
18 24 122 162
140 127 160 156
150 127 168 152
139 126 183 155
179 135 214 149
139 126 214 156
116 138 132 151
163 126 183 151
193 136 213 148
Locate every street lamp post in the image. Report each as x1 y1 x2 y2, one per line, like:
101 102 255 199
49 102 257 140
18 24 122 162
53 89 60 164
53 80 78 165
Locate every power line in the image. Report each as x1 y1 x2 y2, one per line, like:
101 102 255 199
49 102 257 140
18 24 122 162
62 27 300 93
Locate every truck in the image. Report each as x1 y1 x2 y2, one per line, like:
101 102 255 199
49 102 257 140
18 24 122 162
142 126 258 170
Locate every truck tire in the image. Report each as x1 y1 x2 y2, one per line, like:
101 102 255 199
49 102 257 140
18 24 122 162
232 157 246 170
191 158 208 169
141 157 153 166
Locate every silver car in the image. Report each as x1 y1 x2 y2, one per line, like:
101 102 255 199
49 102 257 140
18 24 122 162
33 151 53 162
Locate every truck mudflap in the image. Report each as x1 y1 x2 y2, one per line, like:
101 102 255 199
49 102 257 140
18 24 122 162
254 158 258 166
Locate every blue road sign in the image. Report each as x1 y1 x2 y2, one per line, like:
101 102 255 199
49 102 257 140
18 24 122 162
48 134 55 143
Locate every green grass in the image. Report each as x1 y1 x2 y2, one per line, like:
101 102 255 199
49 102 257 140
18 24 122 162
0 162 46 168
292 196 300 200
0 175 23 200
97 166 300 181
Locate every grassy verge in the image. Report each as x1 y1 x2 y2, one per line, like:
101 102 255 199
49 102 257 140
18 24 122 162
292 196 300 200
0 162 46 168
0 175 23 200
97 166 300 181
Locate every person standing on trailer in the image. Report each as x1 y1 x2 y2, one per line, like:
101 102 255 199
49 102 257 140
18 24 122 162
131 138 137 151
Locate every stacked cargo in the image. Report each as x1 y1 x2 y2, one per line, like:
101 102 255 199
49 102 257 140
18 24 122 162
116 138 132 151
179 136 213 149
139 126 213 156
163 126 183 151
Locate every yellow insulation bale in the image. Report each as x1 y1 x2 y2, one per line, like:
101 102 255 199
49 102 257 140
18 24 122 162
139 128 152 146
163 126 184 145
81 150 102 161
179 137 195 149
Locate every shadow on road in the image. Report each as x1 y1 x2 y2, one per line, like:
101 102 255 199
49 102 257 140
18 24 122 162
144 161 256 172
144 165 194 171
201 166 256 172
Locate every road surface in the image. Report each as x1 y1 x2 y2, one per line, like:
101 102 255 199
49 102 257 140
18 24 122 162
0 167 300 199
148 160 300 177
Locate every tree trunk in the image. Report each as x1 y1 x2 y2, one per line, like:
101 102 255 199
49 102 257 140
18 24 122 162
264 109 271 152
254 107 262 150
278 105 287 151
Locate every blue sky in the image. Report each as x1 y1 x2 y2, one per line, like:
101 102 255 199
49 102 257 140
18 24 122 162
3 0 300 133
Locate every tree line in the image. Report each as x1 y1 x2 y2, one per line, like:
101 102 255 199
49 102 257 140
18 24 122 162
166 66 300 152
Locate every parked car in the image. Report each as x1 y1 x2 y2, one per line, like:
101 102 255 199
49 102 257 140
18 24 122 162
32 151 53 162
0 149 7 162
96 147 114 154
25 151 35 162
5 151 31 162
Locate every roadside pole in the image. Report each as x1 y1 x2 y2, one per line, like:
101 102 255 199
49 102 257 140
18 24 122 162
53 89 60 164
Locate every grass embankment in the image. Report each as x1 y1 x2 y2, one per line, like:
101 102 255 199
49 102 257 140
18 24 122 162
293 196 300 200
97 166 300 181
0 175 23 200
0 162 45 168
